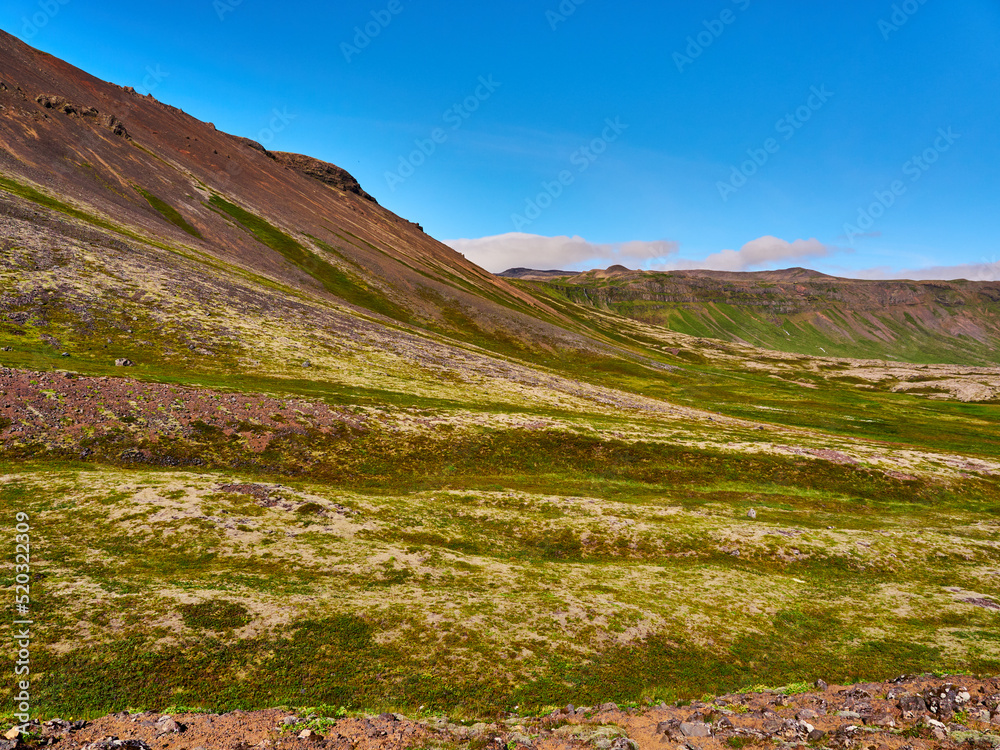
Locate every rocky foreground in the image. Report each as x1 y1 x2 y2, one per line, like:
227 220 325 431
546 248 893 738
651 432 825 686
8 676 1000 750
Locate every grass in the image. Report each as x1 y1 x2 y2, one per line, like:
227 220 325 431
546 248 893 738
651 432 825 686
207 195 414 324
531 274 1000 366
135 186 202 238
4 442 1000 718
4 172 1000 723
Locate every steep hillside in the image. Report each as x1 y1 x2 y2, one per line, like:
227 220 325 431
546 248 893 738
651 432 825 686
502 266 1000 365
0 30 591 360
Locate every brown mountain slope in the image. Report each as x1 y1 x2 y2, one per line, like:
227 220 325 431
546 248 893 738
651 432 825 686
0 30 586 354
504 265 1000 365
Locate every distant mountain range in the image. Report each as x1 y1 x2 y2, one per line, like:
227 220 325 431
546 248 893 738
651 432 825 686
499 265 1000 365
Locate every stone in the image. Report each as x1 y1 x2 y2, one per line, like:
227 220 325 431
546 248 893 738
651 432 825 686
154 717 183 735
281 717 299 726
865 711 894 727
3 728 20 741
102 114 131 139
82 739 152 750
815 678 829 690
115 359 134 367
678 722 711 738
836 710 861 719
508 732 533 747
297 729 323 742
796 709 817 720
898 694 926 712
597 703 619 712
807 729 827 742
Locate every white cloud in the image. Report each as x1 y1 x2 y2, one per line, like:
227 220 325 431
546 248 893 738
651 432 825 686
843 260 1000 281
676 236 835 272
445 233 679 273
446 233 837 274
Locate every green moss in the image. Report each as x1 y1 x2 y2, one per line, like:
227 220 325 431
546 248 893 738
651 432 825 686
134 187 202 238
206 196 413 323
179 600 253 631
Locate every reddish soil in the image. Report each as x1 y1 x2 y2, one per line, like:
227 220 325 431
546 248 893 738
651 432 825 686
15 676 1000 750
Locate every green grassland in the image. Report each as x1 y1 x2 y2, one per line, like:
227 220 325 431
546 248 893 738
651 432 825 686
3 177 1000 721
7 443 1000 719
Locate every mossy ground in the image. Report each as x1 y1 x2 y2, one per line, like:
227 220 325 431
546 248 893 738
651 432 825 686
2 178 1000 723
4 439 1000 718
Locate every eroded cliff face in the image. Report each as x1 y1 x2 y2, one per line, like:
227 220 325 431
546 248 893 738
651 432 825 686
510 267 1000 364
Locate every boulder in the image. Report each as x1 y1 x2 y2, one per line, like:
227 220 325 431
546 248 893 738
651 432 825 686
101 114 130 139
154 717 183 735
678 722 711 738
898 694 927 713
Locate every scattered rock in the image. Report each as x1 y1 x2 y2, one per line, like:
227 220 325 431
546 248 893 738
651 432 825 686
964 598 1000 610
898 693 927 712
102 114 130 139
678 722 711 738
153 717 183 735
3 728 21 741
82 739 152 750
296 729 323 742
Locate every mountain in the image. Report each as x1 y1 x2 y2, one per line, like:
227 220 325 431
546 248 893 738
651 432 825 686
503 265 1000 365
0 29 588 360
2 30 1000 721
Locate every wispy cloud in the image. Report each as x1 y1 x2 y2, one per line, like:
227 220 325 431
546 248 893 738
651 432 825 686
445 233 679 273
673 236 834 272
844 260 1000 282
446 233 837 274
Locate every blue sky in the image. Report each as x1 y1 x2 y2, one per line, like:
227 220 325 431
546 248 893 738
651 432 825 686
5 0 999 277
